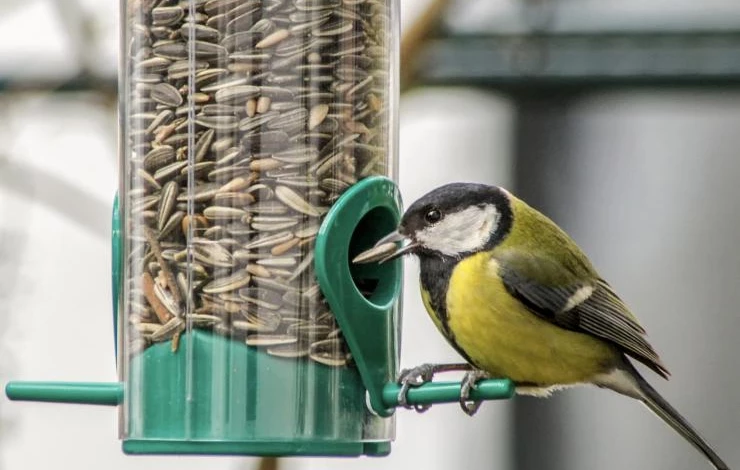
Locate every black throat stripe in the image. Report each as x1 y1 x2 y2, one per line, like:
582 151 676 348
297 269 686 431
418 255 477 365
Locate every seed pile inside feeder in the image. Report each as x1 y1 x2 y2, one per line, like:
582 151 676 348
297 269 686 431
123 0 391 367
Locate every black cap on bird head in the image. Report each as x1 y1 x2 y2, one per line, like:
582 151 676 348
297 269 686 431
357 183 513 263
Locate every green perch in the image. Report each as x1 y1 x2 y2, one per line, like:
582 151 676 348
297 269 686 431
6 378 514 409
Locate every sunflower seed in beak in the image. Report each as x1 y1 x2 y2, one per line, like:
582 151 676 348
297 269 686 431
352 230 414 264
352 242 398 264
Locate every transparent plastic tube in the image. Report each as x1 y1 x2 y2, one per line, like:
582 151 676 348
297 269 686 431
118 0 398 453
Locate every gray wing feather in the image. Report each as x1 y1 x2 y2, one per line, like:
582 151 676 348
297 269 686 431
497 254 670 379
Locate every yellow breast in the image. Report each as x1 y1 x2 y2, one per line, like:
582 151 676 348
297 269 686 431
437 252 617 386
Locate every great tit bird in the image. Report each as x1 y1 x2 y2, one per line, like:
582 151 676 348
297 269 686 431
354 182 729 470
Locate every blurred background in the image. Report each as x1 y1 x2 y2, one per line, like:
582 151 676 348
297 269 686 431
1 0 739 469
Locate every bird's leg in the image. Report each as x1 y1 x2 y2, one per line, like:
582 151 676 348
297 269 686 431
397 363 472 412
459 369 491 416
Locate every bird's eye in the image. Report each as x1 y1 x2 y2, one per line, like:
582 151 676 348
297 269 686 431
424 208 441 224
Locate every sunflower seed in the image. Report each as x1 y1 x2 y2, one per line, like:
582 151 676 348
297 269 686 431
308 104 329 130
185 314 223 327
150 83 183 107
193 242 235 267
266 343 309 358
274 175 319 189
152 6 184 26
229 51 271 63
309 338 349 367
157 211 183 240
153 160 188 182
271 237 300 256
136 168 161 191
191 40 228 59
226 8 262 34
287 323 332 338
214 85 261 104
152 41 188 60
243 231 292 250
136 56 171 72
222 31 262 52
242 131 289 152
192 129 214 162
266 108 308 132
132 195 160 213
143 146 175 172
203 206 247 220
256 28 290 49
275 185 321 217
151 317 185 342
213 193 256 207
288 251 314 281
246 334 296 346
256 256 296 267
202 270 251 294
246 263 272 278
180 23 221 42
251 216 298 231
157 181 179 232
195 114 239 131
153 283 181 318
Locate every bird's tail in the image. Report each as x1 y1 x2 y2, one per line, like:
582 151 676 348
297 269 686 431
621 362 730 470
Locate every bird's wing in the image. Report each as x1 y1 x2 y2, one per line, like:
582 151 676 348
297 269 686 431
493 248 670 378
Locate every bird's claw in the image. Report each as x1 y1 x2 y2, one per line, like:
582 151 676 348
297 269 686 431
396 363 437 412
459 369 490 416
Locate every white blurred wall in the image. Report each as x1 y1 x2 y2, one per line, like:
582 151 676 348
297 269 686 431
531 92 740 470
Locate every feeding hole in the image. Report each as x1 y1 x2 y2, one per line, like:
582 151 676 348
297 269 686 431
347 206 399 307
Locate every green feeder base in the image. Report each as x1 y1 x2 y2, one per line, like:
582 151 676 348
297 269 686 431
122 330 390 456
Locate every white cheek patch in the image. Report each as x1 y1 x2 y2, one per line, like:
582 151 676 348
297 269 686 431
416 204 500 256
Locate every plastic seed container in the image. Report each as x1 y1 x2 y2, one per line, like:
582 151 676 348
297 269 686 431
117 0 401 456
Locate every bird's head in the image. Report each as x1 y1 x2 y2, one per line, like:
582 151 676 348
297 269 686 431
354 183 513 264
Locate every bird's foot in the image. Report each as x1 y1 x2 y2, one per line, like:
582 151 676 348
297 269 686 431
459 369 491 416
397 363 437 412
397 363 471 412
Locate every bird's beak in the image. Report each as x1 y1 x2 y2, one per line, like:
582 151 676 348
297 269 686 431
352 230 419 264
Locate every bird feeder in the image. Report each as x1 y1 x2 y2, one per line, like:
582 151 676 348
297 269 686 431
5 0 513 457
